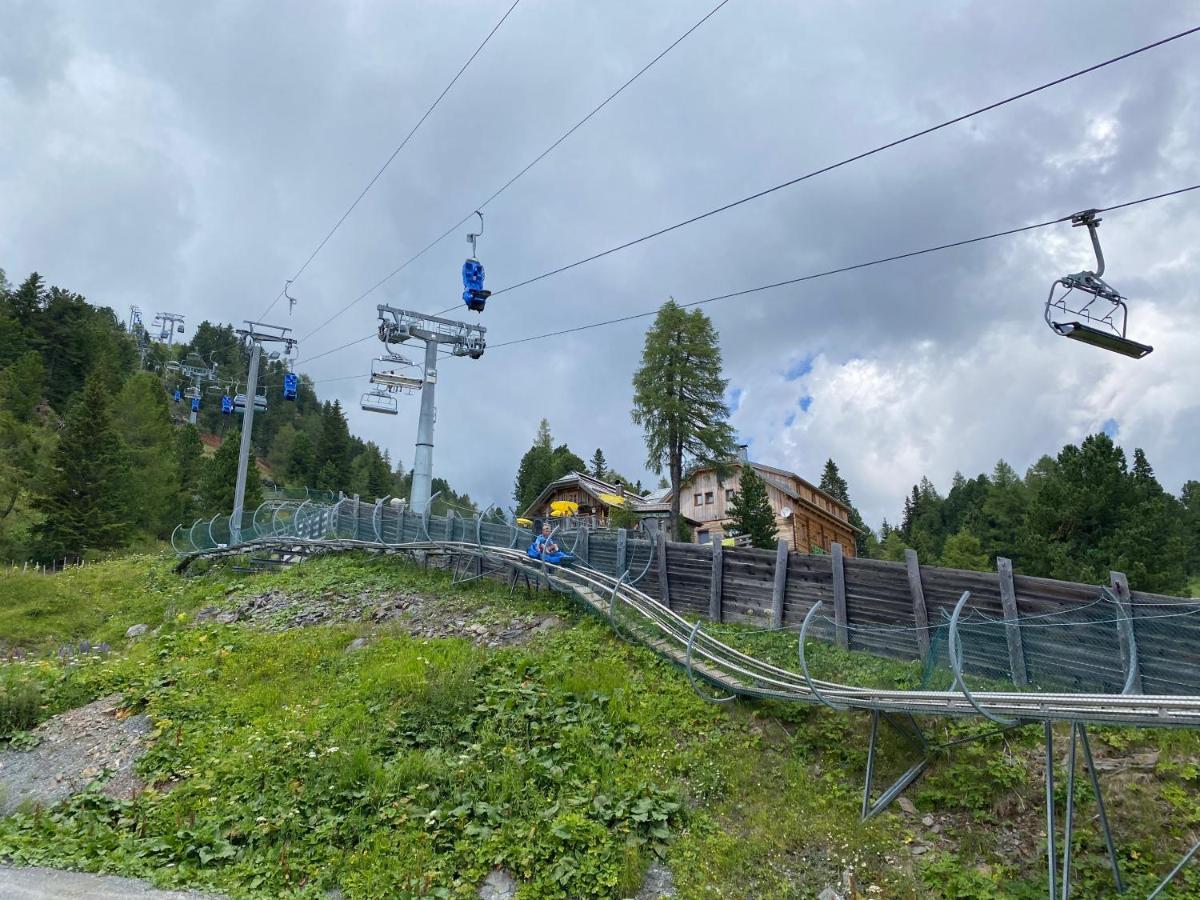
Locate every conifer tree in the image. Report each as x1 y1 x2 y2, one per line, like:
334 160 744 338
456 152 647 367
32 362 132 560
591 448 608 480
632 300 736 539
117 372 181 536
727 464 777 549
199 430 262 515
819 458 875 557
176 424 204 521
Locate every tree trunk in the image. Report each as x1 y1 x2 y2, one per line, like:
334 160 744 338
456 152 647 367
669 443 683 541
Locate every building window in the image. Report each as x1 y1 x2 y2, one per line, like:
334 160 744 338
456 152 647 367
704 491 714 504
693 493 703 506
725 489 735 503
698 531 712 544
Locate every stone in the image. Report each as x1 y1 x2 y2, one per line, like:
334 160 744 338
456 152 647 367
125 624 148 639
817 889 844 900
636 862 677 898
344 637 370 653
931 823 942 835
215 611 239 625
921 814 935 827
910 845 928 856
477 867 517 900
896 796 917 815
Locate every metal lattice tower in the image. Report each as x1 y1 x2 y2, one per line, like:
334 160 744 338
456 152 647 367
376 305 486 514
230 321 297 543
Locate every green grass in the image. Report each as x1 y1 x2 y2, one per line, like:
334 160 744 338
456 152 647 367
1 553 1200 897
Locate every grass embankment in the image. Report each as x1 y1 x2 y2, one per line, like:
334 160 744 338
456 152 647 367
0 555 1198 898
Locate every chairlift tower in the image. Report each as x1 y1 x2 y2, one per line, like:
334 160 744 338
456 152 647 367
230 321 297 543
152 311 186 346
376 305 486 514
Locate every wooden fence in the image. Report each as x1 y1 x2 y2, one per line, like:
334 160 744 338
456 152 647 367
562 529 1200 697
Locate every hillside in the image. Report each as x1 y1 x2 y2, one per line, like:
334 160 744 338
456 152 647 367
2 554 1199 898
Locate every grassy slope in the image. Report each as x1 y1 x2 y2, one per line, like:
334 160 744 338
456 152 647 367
0 555 1197 898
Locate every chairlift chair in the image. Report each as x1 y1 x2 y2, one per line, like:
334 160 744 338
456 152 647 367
232 393 268 413
360 389 399 415
369 357 423 392
173 389 182 403
221 395 234 415
462 211 491 312
190 396 201 413
1044 210 1153 359
282 372 298 401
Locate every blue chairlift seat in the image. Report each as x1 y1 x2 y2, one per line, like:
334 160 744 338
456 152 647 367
220 395 233 415
462 259 491 312
173 389 182 402
282 373 298 401
190 397 200 413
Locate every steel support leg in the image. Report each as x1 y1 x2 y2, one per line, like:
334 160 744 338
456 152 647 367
1062 723 1078 899
1045 721 1057 900
1077 725 1123 893
861 710 929 821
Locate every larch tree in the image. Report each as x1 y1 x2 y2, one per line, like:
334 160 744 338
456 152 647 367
727 464 777 549
199 430 262 516
632 300 736 540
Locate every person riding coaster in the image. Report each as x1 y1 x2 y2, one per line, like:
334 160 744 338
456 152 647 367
527 523 573 566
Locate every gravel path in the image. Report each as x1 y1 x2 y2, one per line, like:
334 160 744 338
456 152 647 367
0 694 150 817
0 867 222 899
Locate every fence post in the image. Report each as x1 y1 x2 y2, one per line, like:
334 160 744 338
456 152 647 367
1110 571 1143 694
831 542 848 649
709 540 723 623
445 509 456 541
904 549 931 660
578 527 590 565
656 533 671 609
771 540 789 629
997 557 1029 688
616 528 628 576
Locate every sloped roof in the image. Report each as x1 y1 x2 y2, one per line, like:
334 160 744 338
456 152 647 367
523 471 654 516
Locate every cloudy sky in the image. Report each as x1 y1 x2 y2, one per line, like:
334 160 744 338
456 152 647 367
3 0 1199 526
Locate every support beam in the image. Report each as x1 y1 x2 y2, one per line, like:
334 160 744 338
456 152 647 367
656 533 671 609
1110 571 1143 694
578 528 589 565
831 542 848 649
904 549 931 660
616 527 628 576
709 539 723 623
997 557 1029 687
771 540 789 629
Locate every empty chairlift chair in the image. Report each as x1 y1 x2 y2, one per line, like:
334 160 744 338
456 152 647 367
360 389 399 415
282 372 298 401
369 357 423 392
1044 210 1153 359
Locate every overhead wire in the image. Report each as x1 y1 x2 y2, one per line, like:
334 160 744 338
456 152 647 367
478 183 1200 352
481 24 1200 302
299 0 736 343
258 0 523 320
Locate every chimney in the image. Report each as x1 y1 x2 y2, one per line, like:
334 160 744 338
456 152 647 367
617 483 626 498
736 443 749 464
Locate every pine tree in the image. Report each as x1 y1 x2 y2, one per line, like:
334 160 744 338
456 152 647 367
727 464 777 549
199 430 262 515
536 418 553 450
0 351 45 421
32 362 132 560
819 458 874 556
632 300 736 540
315 400 351 475
287 431 316 485
176 425 204 521
591 448 608 480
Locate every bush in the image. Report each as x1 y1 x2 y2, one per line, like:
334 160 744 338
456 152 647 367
0 669 42 739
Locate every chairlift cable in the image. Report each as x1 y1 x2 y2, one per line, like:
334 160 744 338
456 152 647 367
298 0 736 342
479 183 1200 352
483 24 1200 301
258 0 523 321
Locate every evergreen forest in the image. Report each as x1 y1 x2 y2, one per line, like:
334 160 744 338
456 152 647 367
0 268 477 564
